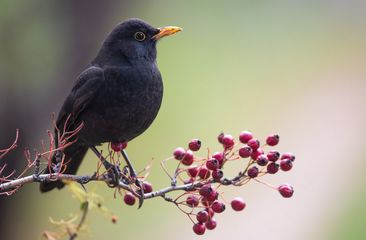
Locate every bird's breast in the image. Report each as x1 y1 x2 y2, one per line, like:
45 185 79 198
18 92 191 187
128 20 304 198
80 64 163 144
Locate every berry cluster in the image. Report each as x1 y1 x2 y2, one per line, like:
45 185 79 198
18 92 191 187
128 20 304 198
114 131 295 235
123 181 153 206
171 131 294 235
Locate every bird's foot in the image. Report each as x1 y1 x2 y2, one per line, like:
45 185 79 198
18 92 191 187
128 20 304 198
134 177 144 209
90 146 121 187
121 150 144 208
103 160 121 187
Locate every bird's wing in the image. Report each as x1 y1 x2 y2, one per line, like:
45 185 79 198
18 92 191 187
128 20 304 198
56 66 104 131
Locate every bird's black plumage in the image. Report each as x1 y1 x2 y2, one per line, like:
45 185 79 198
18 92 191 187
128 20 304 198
40 19 181 192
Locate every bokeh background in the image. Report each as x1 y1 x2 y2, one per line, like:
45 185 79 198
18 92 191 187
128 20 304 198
1 0 366 239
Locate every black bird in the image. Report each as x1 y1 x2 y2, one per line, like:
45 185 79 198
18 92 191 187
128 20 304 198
40 18 182 192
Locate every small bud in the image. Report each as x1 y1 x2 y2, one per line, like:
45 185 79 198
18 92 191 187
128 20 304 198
111 215 118 224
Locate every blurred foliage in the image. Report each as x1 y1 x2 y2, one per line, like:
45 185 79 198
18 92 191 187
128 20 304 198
0 0 366 239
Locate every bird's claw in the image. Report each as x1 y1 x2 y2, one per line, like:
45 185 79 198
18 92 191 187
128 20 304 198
120 150 144 208
106 165 121 188
101 158 120 187
134 178 144 209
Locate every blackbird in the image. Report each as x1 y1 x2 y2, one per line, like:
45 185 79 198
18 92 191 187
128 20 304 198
40 18 182 192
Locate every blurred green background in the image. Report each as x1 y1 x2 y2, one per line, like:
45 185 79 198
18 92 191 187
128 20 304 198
1 0 366 239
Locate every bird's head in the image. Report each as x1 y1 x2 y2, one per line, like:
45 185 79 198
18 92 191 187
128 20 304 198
95 18 182 65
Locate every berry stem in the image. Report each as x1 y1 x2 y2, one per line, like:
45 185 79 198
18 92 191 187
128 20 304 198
253 178 277 190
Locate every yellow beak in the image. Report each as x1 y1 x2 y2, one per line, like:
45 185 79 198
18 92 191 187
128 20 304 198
152 26 182 40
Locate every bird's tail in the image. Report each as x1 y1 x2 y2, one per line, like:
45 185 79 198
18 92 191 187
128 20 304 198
39 141 88 193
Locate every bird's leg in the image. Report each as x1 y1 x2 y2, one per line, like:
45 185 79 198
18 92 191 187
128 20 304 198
51 150 63 173
90 146 120 187
121 150 144 208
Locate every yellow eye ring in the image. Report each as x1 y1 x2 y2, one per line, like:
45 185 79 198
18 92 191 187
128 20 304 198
134 32 146 41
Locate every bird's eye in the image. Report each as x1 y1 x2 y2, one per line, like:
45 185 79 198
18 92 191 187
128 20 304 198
134 32 146 41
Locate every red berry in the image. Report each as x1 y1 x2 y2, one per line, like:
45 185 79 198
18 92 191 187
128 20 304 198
266 134 279 146
182 150 194 166
199 184 213 197
196 210 209 223
221 134 235 149
123 193 136 206
247 139 260 151
231 197 246 211
280 159 293 171
267 162 279 174
212 170 224 181
267 150 280 162
251 148 264 160
217 132 224 143
239 131 253 143
211 200 225 213
281 152 295 161
212 152 225 167
193 223 206 235
205 218 217 230
186 195 199 207
206 190 219 202
142 182 153 193
278 184 294 198
239 146 252 158
189 139 201 151
198 166 211 179
173 147 185 160
247 166 259 178
206 158 219 170
188 166 199 178
256 154 268 166
111 141 128 152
